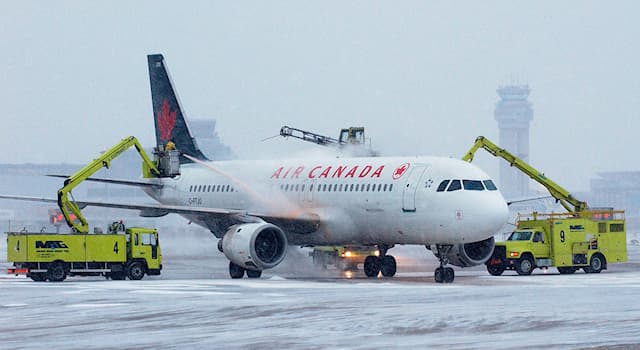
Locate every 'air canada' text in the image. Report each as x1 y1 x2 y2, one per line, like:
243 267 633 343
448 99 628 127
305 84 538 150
271 165 385 180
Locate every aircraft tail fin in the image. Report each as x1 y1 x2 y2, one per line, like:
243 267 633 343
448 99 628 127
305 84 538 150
147 54 209 164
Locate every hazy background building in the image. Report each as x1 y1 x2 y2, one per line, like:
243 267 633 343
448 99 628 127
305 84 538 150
494 85 534 199
189 119 234 161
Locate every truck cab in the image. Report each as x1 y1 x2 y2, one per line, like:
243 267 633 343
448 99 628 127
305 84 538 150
488 228 551 276
127 227 162 275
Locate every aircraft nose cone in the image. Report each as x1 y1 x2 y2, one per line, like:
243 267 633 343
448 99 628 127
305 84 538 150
490 195 509 231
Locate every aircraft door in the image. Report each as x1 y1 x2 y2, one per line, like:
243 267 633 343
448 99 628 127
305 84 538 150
402 164 427 212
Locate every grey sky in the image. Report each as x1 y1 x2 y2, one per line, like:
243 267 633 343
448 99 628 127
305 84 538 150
1 1 638 191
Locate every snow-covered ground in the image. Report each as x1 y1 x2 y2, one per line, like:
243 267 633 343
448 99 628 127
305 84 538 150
1 235 639 349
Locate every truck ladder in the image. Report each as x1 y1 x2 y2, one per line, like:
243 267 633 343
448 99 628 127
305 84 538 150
58 136 161 233
462 136 587 213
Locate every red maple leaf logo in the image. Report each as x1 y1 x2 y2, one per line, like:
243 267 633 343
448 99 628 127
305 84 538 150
157 99 176 141
393 163 410 180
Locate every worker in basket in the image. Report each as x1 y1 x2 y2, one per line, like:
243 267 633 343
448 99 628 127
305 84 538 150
110 220 126 233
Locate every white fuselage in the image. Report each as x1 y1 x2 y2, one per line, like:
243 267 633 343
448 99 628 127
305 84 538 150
145 156 508 246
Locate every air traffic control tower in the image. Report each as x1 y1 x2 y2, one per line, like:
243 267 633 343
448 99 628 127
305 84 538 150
494 85 533 199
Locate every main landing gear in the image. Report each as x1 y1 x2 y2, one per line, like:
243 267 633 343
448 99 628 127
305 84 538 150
363 244 397 278
434 244 455 283
229 262 262 279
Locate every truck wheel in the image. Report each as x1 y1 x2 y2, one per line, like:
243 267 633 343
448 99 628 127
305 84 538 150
110 271 126 280
486 264 505 276
29 273 46 282
515 256 534 276
246 269 262 278
127 262 146 280
588 254 604 274
47 262 67 282
558 267 577 275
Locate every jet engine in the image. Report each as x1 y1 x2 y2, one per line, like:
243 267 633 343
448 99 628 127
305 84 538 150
432 237 495 268
221 222 288 271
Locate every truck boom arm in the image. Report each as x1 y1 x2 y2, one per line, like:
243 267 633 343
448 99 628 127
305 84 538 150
462 136 587 213
279 126 342 147
58 136 160 233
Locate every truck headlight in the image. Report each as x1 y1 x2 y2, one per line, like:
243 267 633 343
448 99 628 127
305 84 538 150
509 251 520 257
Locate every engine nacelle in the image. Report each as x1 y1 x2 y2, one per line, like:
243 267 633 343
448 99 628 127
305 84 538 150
221 223 288 271
439 237 495 268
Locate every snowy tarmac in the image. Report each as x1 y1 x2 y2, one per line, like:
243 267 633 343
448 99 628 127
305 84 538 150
1 240 639 350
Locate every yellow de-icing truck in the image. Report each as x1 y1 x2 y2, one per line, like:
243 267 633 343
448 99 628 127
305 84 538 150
463 136 627 276
486 211 627 275
6 136 173 282
7 227 162 282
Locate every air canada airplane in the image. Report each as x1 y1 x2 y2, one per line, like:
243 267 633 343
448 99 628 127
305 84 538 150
1 54 508 283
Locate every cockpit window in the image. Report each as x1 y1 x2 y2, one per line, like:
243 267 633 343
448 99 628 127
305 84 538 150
447 180 462 192
483 180 497 191
436 180 450 192
463 180 484 191
508 231 532 241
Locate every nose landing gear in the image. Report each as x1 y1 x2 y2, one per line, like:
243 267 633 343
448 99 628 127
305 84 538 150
434 244 455 283
363 244 397 278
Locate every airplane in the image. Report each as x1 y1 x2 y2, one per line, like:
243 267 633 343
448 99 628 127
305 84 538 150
0 54 508 283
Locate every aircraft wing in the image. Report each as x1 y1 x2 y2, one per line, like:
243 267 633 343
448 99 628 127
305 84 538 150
0 194 320 234
47 174 162 189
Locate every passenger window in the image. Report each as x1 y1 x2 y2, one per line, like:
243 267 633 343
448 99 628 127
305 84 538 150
285 184 289 191
309 184 314 191
366 184 370 191
389 184 393 191
447 180 462 192
350 184 354 192
483 180 498 191
301 184 306 192
436 180 450 192
463 180 484 191
383 184 388 192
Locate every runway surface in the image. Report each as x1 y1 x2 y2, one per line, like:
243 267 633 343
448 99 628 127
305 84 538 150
1 235 639 350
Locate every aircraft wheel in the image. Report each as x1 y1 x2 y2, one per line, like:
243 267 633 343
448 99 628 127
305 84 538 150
380 255 397 277
487 264 505 276
434 267 444 283
515 255 534 276
127 262 146 280
363 256 381 278
444 267 455 283
246 269 262 278
47 262 67 282
229 262 245 279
